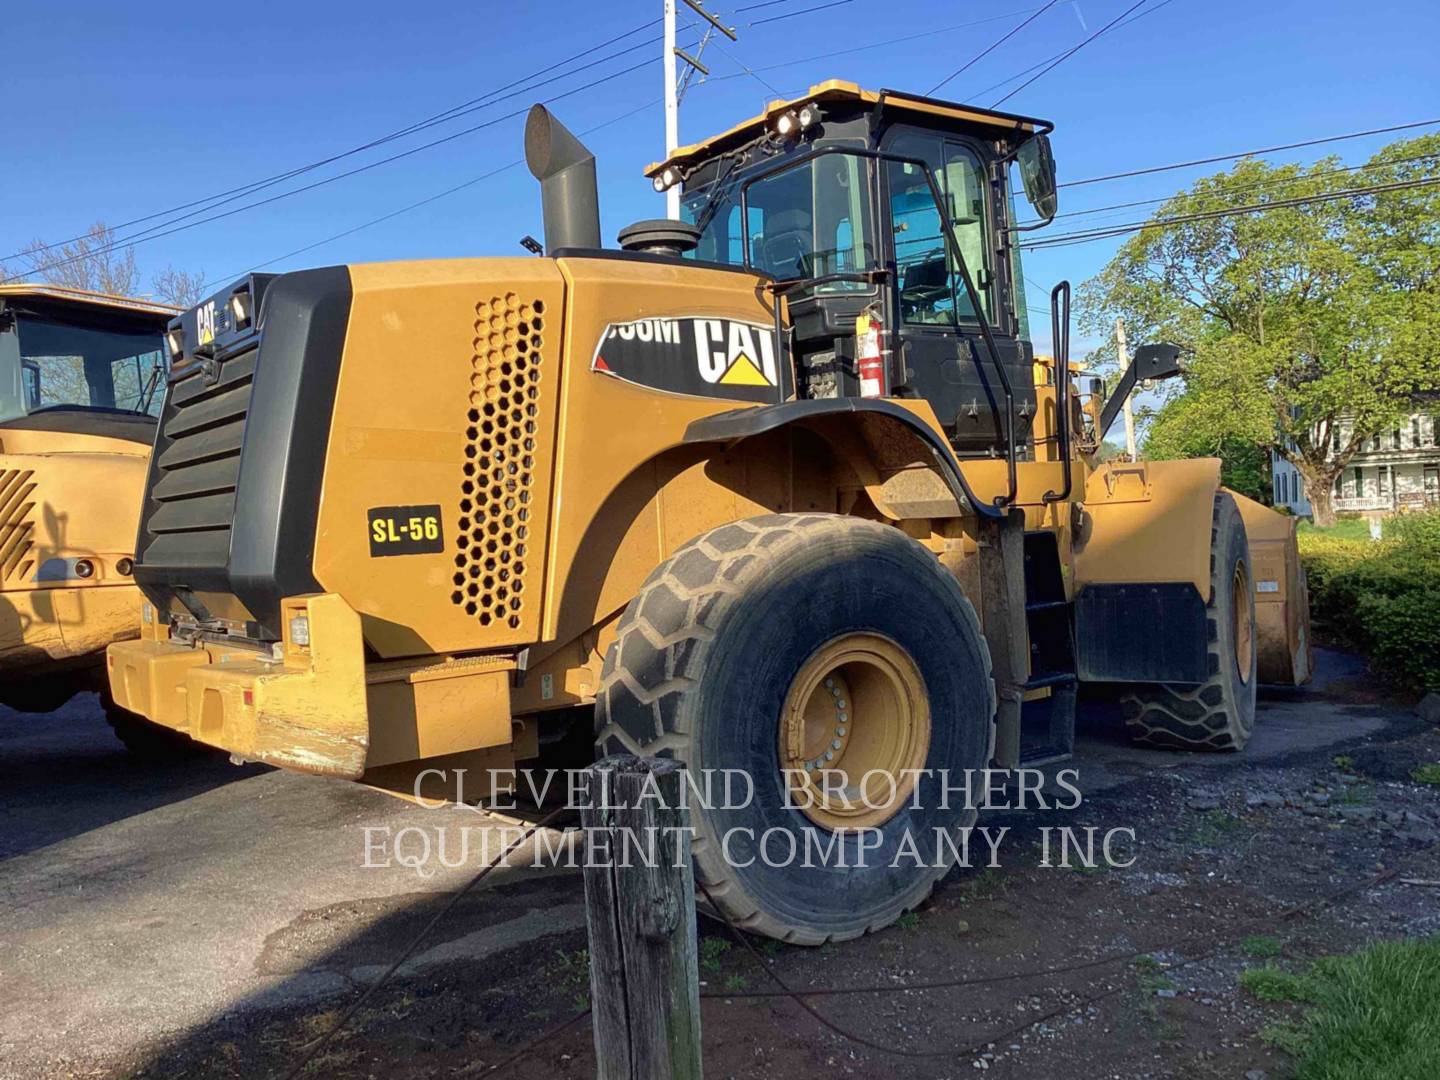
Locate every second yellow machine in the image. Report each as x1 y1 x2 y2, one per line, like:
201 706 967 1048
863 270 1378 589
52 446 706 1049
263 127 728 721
110 83 1310 941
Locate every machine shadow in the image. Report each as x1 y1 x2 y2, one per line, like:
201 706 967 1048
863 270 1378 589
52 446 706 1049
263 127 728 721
0 691 268 860
129 860 588 1079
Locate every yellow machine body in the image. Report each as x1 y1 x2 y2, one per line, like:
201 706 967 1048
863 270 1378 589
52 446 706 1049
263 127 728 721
0 284 175 708
108 83 1309 783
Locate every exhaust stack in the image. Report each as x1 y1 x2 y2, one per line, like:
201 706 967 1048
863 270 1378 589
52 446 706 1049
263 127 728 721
525 105 601 253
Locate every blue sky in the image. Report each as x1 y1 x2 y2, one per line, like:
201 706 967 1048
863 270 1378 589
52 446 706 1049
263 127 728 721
3 0 1437 356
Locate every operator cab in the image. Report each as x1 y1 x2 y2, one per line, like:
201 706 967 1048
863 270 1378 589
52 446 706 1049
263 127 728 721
0 285 175 441
646 81 1059 462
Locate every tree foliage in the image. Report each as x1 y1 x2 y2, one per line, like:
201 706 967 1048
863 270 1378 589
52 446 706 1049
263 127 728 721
1078 135 1440 522
3 222 206 308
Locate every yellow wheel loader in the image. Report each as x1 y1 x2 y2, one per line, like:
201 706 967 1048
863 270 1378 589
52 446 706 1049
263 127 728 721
0 285 204 755
108 82 1310 940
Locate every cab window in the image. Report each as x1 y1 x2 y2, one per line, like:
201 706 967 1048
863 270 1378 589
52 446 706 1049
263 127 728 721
886 133 994 326
12 316 165 418
685 153 876 293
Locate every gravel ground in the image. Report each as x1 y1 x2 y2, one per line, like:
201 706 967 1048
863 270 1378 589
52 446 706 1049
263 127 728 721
2 647 1436 1079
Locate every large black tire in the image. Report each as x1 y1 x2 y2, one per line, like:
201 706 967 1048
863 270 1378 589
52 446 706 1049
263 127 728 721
102 691 212 761
595 514 995 944
1121 493 1258 751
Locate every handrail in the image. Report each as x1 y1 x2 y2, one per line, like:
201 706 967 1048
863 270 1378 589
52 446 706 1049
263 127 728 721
1042 281 1072 503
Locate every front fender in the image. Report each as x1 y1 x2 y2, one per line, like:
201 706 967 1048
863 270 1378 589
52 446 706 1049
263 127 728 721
684 398 1002 521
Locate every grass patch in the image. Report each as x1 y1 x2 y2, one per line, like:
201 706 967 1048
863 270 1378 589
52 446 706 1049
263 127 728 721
553 947 591 1011
1131 954 1163 973
894 911 920 931
1139 973 1179 994
722 973 748 993
1244 937 1440 1079
1332 755 1355 772
1241 935 1285 959
1411 764 1440 786
699 937 731 974
1187 809 1244 846
1298 518 1374 541
1241 965 1318 1004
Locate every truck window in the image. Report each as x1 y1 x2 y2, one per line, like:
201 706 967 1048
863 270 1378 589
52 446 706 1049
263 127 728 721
12 316 166 418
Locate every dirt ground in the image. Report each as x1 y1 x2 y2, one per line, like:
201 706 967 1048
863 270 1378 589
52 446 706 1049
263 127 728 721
7 649 1440 1080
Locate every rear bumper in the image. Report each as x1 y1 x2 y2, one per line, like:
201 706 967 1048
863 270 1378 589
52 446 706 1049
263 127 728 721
107 592 520 778
0 583 140 676
107 593 370 777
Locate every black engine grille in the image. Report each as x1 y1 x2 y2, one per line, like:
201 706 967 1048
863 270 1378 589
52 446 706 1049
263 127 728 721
138 348 256 569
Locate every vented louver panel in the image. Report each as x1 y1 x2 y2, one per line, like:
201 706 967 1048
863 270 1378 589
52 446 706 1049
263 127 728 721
140 347 257 567
451 293 547 629
0 469 37 585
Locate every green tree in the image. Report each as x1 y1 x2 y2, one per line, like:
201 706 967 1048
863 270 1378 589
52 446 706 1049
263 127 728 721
1079 136 1440 524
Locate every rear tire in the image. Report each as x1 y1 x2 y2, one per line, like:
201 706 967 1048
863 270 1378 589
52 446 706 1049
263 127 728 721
595 513 995 944
1121 493 1257 751
102 691 211 761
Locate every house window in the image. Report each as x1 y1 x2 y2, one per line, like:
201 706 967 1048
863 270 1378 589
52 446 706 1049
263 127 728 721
1413 417 1422 448
1334 476 1344 497
1353 467 1364 496
1379 465 1390 496
1332 427 1342 453
1371 434 1381 452
1392 430 1402 450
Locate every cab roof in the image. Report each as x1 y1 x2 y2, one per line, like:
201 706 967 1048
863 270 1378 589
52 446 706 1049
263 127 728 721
644 79 1052 178
0 282 179 321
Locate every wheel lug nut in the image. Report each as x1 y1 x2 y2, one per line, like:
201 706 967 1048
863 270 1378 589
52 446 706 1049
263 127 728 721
836 726 846 736
824 750 834 761
831 738 842 750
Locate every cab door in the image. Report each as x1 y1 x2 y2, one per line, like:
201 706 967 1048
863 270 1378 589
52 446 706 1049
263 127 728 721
881 130 1034 455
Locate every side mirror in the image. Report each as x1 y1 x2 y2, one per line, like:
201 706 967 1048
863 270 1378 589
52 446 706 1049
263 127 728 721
1016 134 1057 223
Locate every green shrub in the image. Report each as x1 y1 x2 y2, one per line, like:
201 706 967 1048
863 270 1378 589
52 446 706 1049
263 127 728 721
1299 510 1440 691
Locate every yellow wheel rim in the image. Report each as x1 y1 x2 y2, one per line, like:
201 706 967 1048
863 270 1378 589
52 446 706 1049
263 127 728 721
778 633 931 830
1233 562 1254 684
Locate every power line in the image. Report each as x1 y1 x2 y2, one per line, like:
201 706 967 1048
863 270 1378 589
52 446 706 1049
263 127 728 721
1020 175 1440 250
1060 117 1440 189
4 58 660 285
702 8 1048 87
1017 151 1440 227
972 0 1176 100
7 0 811 266
992 0 1152 107
928 1 1062 94
5 21 667 265
200 97 662 291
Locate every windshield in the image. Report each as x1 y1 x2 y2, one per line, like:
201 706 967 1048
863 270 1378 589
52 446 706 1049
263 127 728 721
3 315 165 422
683 152 876 291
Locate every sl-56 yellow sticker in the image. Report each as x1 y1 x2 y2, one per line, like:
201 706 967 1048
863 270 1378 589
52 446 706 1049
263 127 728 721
368 504 443 557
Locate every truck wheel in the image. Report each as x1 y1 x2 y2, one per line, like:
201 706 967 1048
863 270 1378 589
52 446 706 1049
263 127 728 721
1121 493 1257 751
595 514 995 944
102 691 210 761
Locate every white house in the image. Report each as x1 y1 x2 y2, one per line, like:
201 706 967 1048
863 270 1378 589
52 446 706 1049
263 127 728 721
1272 412 1440 518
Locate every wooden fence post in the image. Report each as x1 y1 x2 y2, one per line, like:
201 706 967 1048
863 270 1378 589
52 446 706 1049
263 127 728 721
579 755 703 1080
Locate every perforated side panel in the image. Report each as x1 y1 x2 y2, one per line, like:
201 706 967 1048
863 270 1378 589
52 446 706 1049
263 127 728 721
451 293 549 630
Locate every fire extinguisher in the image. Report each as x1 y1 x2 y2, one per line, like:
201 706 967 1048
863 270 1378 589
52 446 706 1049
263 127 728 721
855 308 886 398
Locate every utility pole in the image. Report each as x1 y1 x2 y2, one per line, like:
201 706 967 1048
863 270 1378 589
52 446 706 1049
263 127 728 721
663 0 680 219
1114 317 1138 461
663 0 735 219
